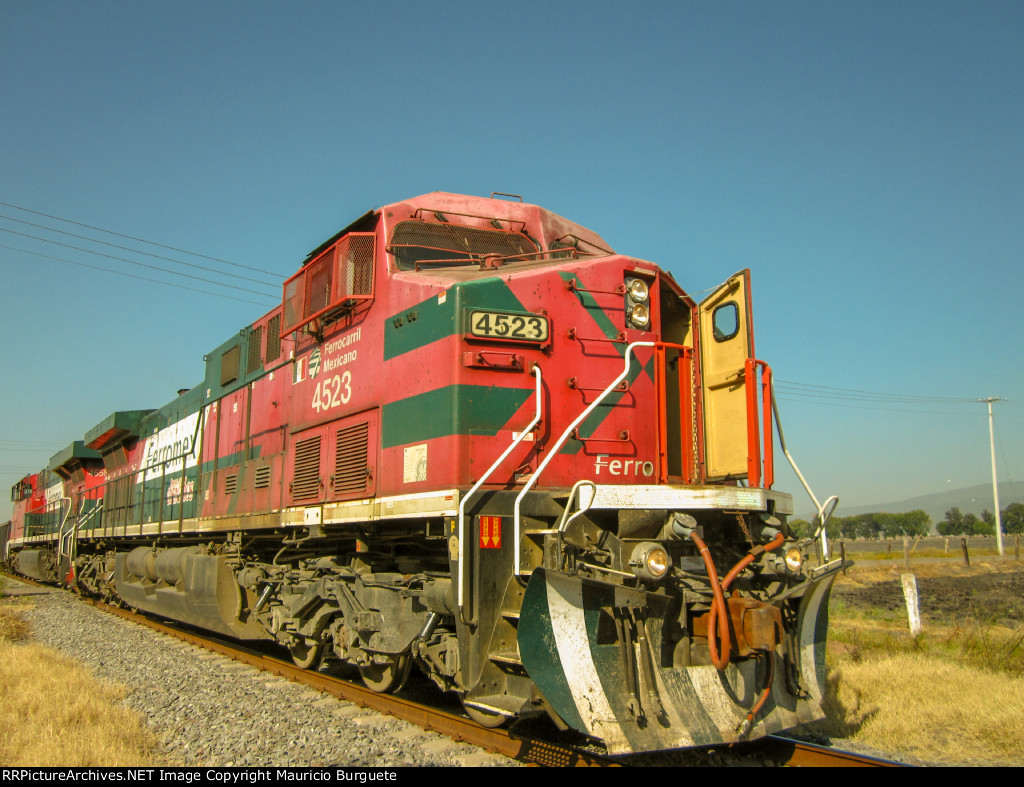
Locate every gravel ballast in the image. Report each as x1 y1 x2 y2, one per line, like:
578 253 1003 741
13 588 516 767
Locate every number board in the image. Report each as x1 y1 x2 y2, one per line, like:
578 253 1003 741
468 310 549 343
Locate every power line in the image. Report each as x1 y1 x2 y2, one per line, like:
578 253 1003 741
0 200 283 278
773 394 980 417
0 229 278 298
0 243 275 306
0 215 280 290
774 379 979 404
0 439 66 447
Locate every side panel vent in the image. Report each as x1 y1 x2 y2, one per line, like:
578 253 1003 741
254 465 272 490
224 474 238 495
291 436 322 500
266 314 282 362
220 345 241 387
246 326 263 375
334 423 369 495
102 445 129 471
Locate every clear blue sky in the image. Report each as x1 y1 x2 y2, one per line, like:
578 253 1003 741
2 0 1022 523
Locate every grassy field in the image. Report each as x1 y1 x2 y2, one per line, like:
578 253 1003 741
801 556 1024 765
0 594 167 767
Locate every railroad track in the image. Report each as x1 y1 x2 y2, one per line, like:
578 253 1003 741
2 573 908 768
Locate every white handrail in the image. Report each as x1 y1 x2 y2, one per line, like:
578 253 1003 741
58 500 104 573
557 480 597 533
456 365 543 615
55 496 72 565
770 387 837 559
513 341 655 576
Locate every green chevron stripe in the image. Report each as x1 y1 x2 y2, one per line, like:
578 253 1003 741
557 271 657 454
384 278 528 361
381 384 531 448
559 271 623 351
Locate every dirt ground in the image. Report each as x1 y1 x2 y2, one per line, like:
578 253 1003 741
830 558 1024 626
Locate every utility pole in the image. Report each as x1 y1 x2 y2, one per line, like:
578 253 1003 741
979 397 1004 556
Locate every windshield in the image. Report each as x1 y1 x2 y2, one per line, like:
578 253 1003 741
389 220 538 271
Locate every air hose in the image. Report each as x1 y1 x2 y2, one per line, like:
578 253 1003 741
690 531 786 671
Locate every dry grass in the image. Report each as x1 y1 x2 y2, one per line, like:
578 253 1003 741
809 654 1024 765
0 603 167 767
805 560 1024 765
0 604 31 642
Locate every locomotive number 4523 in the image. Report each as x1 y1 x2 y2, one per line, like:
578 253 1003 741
469 310 548 342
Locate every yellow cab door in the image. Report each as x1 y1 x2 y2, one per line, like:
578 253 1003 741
698 269 755 481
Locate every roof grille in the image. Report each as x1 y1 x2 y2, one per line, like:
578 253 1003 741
390 221 535 270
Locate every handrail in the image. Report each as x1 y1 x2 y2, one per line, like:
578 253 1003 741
745 359 775 489
768 386 838 560
556 480 596 533
513 341 656 577
456 365 543 621
654 343 694 483
57 500 103 576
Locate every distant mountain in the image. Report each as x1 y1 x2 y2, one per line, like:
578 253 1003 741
797 482 1024 528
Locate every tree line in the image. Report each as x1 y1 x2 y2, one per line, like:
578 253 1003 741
788 502 1024 540
936 503 1024 536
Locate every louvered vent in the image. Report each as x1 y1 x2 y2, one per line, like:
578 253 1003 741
254 465 272 490
246 326 263 374
334 423 369 495
224 474 238 495
291 436 322 500
220 345 240 386
266 314 282 362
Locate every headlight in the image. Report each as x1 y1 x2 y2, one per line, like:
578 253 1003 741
630 542 672 582
627 278 649 302
784 547 803 573
629 302 650 328
625 276 652 330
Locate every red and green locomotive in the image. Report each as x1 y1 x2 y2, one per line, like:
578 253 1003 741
6 192 842 754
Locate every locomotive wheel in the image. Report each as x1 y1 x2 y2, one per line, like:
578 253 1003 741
288 638 325 670
358 654 411 693
462 700 509 729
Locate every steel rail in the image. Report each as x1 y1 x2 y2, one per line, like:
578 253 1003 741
755 736 910 767
89 599 613 767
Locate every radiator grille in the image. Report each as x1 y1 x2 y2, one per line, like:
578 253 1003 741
390 221 535 270
224 473 238 495
337 234 375 297
334 423 369 495
305 247 335 318
291 436 322 500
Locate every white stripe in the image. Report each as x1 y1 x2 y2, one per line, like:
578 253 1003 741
544 574 626 747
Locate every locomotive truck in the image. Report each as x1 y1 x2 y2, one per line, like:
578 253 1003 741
5 191 842 754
